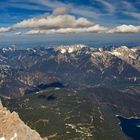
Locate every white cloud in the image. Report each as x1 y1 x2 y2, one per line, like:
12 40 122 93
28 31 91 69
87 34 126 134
9 10 107 34
0 12 107 35
0 27 11 33
13 14 94 29
15 32 22 35
0 8 140 35
26 25 107 34
52 7 70 16
108 24 140 33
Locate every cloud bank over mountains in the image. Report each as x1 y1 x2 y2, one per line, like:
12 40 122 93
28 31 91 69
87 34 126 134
0 8 140 35
108 24 140 33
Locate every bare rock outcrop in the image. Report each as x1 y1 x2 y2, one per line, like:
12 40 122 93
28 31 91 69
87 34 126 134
0 101 44 140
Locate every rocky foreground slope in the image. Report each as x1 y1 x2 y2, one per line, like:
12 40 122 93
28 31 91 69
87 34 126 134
0 101 44 140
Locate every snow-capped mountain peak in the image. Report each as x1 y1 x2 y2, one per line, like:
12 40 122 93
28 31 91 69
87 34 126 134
111 46 137 57
55 44 87 54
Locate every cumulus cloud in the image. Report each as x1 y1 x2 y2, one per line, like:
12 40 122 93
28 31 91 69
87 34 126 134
0 8 140 35
0 27 12 33
3 9 106 34
9 7 107 34
108 24 140 33
52 7 70 16
13 14 94 29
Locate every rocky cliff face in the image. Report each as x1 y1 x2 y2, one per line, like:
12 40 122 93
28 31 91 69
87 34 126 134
111 46 140 71
0 101 44 140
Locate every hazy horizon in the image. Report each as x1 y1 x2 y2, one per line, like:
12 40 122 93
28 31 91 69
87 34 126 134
0 33 140 48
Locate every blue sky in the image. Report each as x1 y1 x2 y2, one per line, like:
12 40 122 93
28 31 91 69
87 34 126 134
0 0 140 47
0 0 139 26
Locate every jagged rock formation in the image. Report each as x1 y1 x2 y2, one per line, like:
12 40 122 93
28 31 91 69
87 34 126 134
111 46 140 71
0 101 44 140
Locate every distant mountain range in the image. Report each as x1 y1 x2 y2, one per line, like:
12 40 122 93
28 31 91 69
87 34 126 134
0 44 139 98
0 44 140 140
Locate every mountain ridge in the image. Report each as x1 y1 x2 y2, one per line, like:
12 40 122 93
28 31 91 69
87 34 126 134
0 45 139 98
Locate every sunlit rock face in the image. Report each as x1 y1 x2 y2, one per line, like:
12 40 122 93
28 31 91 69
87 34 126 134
0 101 44 140
111 46 140 71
